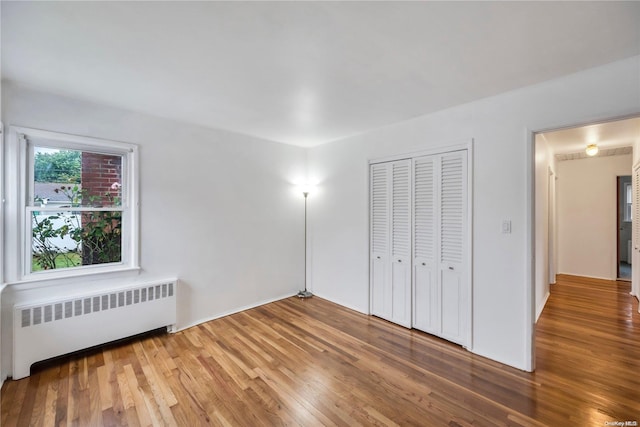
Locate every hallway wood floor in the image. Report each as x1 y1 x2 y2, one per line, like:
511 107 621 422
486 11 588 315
2 274 639 426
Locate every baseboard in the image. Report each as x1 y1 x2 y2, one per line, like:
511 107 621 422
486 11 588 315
556 273 617 282
535 291 550 323
309 291 369 315
176 292 296 332
470 346 530 372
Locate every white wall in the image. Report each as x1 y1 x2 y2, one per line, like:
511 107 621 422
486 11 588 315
534 134 556 321
308 56 640 371
556 154 632 280
1 82 307 378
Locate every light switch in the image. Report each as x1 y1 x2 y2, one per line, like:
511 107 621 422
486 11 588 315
502 220 511 234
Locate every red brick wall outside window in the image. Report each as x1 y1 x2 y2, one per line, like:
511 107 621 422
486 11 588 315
81 153 122 206
81 152 122 265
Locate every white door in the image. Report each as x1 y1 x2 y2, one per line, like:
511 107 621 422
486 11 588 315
632 164 640 301
390 160 412 327
370 163 391 319
369 160 412 327
413 150 469 347
413 156 439 333
438 151 467 345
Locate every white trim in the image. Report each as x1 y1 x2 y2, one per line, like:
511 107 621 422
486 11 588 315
313 291 368 315
28 206 124 213
535 291 550 323
633 160 640 300
368 141 471 165
525 127 535 373
5 126 140 284
8 267 141 287
176 292 296 332
0 284 5 388
555 272 619 282
367 160 374 316
0 121 4 284
466 139 474 350
5 267 141 292
10 126 136 154
365 157 371 315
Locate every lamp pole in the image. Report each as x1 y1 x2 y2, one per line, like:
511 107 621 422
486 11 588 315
298 191 312 298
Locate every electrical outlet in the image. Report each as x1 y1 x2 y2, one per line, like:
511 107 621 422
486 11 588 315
501 220 511 234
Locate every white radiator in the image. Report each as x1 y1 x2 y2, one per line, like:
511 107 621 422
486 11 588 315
13 279 177 379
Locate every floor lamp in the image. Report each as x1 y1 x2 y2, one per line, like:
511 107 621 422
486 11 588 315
297 190 313 298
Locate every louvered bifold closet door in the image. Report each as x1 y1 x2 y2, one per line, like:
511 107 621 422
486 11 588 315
439 150 467 345
633 164 640 296
390 160 412 327
634 165 640 255
370 163 391 319
413 156 439 333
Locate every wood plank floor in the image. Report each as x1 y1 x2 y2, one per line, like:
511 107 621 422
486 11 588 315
2 274 639 426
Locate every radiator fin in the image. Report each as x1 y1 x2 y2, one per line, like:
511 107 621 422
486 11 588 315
22 309 30 328
65 302 73 318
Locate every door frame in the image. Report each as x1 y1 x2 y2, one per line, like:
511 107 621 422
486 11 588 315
548 167 557 285
527 113 640 372
616 175 632 281
617 176 622 280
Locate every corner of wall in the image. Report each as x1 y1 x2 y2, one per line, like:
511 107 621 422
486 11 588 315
535 290 550 323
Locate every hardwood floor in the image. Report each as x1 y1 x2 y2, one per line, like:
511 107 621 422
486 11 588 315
2 274 639 426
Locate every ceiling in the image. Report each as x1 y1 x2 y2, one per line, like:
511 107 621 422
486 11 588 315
541 117 640 159
2 1 639 147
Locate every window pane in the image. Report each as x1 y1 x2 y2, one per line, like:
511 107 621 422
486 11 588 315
31 210 122 272
33 147 122 207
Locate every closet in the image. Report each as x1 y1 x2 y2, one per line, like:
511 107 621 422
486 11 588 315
370 148 470 347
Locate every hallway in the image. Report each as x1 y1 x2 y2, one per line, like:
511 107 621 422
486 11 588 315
535 274 640 424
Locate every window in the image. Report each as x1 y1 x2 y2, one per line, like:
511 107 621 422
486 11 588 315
625 183 633 222
9 127 139 281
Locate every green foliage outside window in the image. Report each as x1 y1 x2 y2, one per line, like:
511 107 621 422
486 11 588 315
32 185 122 271
34 150 81 183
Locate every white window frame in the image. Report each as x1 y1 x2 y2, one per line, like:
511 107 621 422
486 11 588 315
624 182 633 222
6 126 139 284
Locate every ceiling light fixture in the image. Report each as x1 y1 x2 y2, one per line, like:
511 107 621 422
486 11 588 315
585 144 599 156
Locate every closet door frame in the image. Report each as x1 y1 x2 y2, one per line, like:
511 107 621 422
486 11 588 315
368 140 473 349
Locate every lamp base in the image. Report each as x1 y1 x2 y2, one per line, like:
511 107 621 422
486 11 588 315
296 290 313 299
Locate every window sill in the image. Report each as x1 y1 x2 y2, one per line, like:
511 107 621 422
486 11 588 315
7 266 141 289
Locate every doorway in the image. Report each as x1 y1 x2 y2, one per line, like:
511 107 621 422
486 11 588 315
532 115 640 373
617 176 632 280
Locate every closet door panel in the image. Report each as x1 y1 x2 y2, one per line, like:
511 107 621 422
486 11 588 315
413 156 439 333
392 262 411 326
439 151 467 345
441 270 461 339
370 163 391 319
391 160 412 327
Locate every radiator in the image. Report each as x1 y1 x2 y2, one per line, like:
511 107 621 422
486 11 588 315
13 279 177 379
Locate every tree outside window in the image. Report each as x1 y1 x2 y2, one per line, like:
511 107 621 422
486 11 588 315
32 148 124 272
